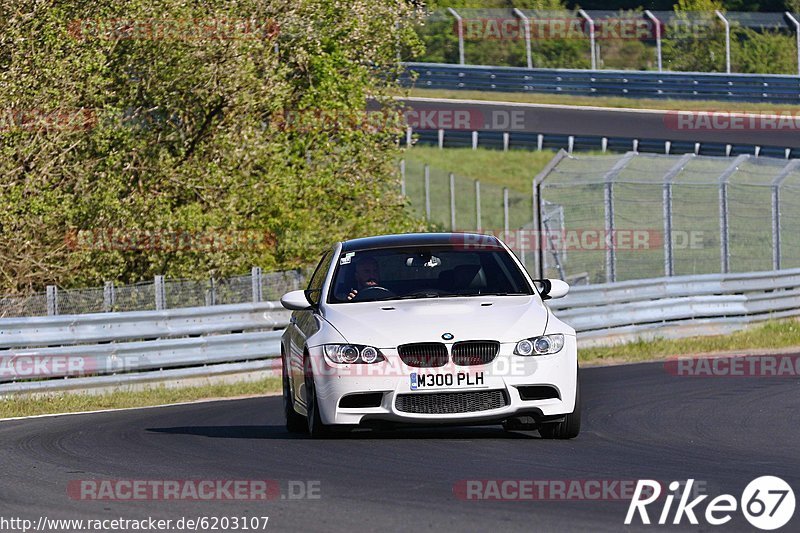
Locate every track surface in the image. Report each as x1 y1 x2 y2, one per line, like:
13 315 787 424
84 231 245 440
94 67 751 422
396 97 800 148
1 361 798 532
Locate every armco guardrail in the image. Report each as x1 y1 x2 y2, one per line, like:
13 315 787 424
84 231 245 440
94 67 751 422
3 269 799 394
549 268 800 342
402 62 800 104
0 301 288 394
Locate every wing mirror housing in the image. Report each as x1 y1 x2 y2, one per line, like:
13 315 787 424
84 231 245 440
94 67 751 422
535 278 570 300
280 290 313 310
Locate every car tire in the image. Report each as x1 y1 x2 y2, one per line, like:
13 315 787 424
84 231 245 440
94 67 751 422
283 352 306 433
539 372 581 440
304 354 330 438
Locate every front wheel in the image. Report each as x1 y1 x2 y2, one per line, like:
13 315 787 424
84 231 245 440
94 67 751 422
283 353 306 433
539 373 581 440
304 355 330 438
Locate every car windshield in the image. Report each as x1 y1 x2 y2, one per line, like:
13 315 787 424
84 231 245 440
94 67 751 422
328 245 533 303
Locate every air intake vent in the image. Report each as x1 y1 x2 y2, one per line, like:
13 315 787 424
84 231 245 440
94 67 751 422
396 390 508 414
397 342 449 367
452 341 500 366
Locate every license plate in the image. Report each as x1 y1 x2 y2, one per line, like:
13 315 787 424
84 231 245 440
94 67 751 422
410 372 485 390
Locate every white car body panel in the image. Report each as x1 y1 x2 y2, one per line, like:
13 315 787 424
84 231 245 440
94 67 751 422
281 233 579 429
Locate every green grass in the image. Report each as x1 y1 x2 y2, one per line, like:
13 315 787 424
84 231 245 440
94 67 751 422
405 88 800 113
580 319 800 365
402 145 560 193
0 377 281 419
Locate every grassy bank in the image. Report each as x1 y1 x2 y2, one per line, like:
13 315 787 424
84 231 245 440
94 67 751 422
0 377 282 420
580 319 800 365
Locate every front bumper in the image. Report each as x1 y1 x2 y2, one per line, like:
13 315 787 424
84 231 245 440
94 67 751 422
308 335 578 426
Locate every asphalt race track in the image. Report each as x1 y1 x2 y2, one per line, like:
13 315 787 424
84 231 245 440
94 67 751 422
1 361 798 532
396 97 800 149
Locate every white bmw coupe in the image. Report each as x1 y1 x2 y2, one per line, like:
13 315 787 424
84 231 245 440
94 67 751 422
280 233 579 438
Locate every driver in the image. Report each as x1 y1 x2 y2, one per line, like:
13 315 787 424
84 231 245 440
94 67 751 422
347 257 380 301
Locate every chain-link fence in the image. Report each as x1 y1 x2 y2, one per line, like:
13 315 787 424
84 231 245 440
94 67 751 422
0 268 304 318
401 151 800 285
537 151 800 284
411 9 800 75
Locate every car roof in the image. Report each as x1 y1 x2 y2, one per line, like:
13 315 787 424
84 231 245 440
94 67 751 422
340 232 501 252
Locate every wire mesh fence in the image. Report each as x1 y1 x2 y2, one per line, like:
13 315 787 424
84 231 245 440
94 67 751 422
0 269 304 318
401 151 800 285
411 8 800 75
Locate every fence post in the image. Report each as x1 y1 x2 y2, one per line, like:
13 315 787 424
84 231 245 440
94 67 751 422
662 154 693 277
503 187 509 235
46 285 58 316
771 160 800 270
103 281 115 312
717 154 748 274
209 277 217 306
578 9 597 70
251 267 263 303
424 164 431 220
602 152 636 283
787 12 800 76
154 275 166 310
715 10 731 74
475 179 481 231
513 8 533 69
448 8 465 65
399 159 406 196
644 10 662 72
449 173 456 230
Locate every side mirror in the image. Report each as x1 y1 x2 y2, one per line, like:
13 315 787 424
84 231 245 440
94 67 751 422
280 290 312 310
535 279 570 300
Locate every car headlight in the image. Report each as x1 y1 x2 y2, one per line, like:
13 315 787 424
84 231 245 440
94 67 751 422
323 344 385 364
514 334 564 356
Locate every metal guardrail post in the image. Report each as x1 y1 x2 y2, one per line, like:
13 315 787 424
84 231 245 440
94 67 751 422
715 11 731 74
578 9 597 70
718 154 749 273
251 267 263 303
513 8 533 69
154 275 166 310
771 160 800 270
475 179 481 231
447 7 465 65
424 164 431 220
662 154 694 277
449 173 456 230
644 10 662 72
103 281 115 312
786 12 800 77
602 152 636 283
46 285 58 316
503 187 509 235
399 159 406 196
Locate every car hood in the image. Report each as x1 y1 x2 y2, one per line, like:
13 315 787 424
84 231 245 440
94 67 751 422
320 296 548 347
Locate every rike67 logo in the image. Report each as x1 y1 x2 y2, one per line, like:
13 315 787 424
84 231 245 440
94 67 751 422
626 477 795 530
